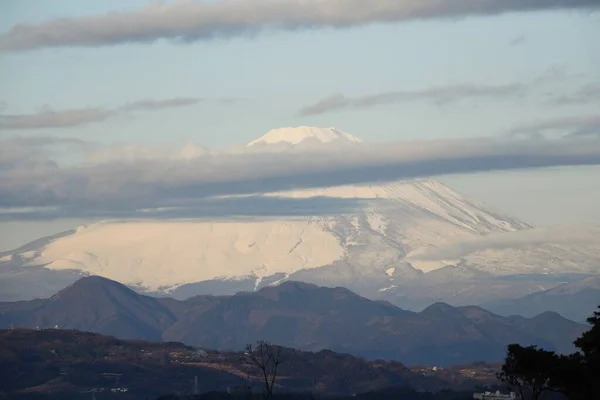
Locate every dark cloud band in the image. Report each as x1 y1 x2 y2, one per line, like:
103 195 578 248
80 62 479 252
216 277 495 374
1 134 600 219
1 0 598 51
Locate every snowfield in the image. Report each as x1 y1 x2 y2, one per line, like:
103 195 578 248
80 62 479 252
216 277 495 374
5 178 598 294
28 219 345 290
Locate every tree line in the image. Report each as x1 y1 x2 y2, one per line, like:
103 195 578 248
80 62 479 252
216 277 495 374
160 305 600 400
498 305 600 400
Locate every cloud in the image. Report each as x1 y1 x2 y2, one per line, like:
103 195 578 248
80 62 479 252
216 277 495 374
0 195 365 221
298 83 524 116
509 34 526 46
0 97 202 130
0 108 114 130
121 97 203 111
85 142 209 164
510 114 600 137
550 83 600 106
298 66 586 116
1 0 598 51
1 132 600 219
406 225 600 261
0 135 90 173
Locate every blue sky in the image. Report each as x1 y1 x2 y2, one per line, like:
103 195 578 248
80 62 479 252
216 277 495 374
2 0 599 147
0 0 599 249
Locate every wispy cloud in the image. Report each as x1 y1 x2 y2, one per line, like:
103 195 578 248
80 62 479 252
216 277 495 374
298 83 524 116
509 34 526 46
299 67 595 116
1 132 600 219
85 142 209 164
1 0 597 51
0 97 202 130
510 114 600 137
406 226 600 261
0 108 114 130
550 83 600 106
0 136 90 170
121 97 203 111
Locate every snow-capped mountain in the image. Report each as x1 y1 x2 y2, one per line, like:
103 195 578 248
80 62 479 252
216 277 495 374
2 179 523 290
246 126 362 148
2 177 599 308
1 127 599 316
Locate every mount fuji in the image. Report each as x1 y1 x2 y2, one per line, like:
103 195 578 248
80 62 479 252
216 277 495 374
248 126 362 146
244 126 362 151
1 127 599 320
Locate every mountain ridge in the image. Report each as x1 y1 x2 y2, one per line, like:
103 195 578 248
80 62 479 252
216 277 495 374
0 276 586 366
484 275 600 322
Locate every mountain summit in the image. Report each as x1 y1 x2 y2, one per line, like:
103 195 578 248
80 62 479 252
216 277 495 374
1 275 177 340
247 126 362 147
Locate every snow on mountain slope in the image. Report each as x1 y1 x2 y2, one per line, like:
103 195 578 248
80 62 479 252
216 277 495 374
3 178 599 300
23 219 345 291
264 180 529 235
4 179 525 289
247 126 362 147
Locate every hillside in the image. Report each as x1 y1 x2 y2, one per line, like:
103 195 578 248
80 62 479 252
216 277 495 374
0 328 498 399
0 276 178 340
0 277 586 366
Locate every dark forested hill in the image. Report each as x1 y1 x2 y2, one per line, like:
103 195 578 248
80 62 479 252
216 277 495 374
0 329 498 399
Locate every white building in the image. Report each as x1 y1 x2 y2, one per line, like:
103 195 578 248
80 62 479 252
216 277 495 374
473 391 517 400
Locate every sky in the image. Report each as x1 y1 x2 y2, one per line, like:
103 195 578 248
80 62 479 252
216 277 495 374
0 0 599 251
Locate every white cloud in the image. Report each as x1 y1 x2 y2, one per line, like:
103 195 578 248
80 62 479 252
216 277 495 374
406 225 600 261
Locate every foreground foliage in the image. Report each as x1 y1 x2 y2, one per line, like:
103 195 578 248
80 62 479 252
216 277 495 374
498 305 600 400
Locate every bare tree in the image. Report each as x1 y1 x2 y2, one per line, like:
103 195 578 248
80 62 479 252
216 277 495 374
241 341 288 400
